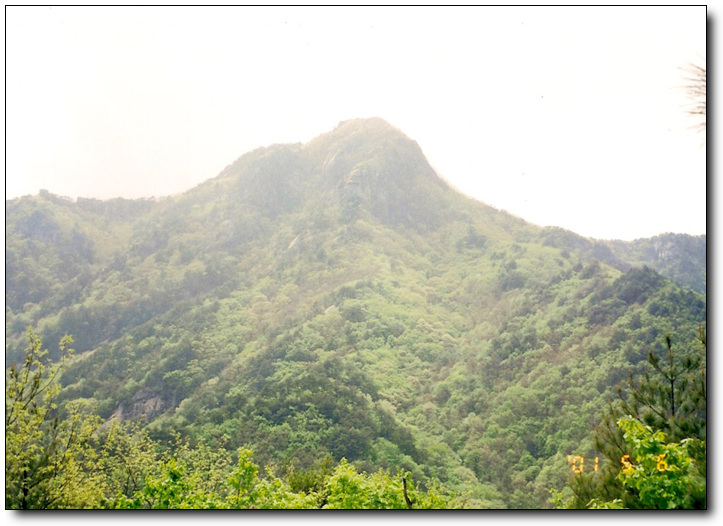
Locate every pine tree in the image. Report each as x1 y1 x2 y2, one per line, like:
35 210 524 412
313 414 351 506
564 329 706 509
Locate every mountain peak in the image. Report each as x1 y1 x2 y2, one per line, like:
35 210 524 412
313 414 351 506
304 117 415 157
303 118 454 230
210 118 455 231
332 116 403 134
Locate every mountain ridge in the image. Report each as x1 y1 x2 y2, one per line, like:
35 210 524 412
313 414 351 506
5 118 706 508
5 118 705 358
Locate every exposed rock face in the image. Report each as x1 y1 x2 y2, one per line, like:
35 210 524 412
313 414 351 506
112 389 168 422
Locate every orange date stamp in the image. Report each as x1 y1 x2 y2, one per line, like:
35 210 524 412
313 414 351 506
566 455 599 473
566 454 668 473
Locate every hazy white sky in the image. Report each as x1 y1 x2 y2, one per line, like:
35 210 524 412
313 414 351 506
5 6 706 240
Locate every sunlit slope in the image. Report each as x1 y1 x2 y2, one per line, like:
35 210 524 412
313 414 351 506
5 118 705 508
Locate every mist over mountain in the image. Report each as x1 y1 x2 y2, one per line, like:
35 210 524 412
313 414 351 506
5 118 706 508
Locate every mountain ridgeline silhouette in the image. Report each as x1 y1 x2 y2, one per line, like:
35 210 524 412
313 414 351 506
4 118 706 508
193 118 463 229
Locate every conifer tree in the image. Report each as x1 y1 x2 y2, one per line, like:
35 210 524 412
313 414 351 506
561 329 706 509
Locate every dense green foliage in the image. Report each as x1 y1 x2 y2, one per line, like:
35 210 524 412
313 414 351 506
5 331 458 509
554 417 706 510
605 234 706 295
553 324 706 509
604 417 705 509
5 118 706 508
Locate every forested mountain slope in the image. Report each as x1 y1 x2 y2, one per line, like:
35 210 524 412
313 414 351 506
5 118 706 508
605 233 706 294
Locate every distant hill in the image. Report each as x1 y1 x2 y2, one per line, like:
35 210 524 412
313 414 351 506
606 233 706 294
537 226 706 294
5 118 706 508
